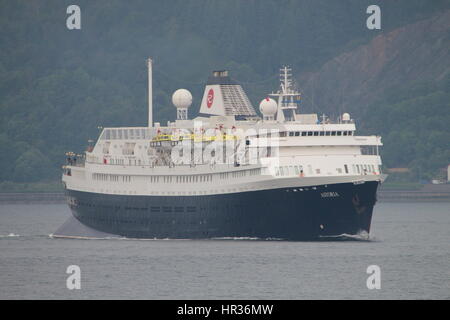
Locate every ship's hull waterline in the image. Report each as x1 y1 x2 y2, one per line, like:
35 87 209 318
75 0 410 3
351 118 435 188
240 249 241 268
65 180 379 240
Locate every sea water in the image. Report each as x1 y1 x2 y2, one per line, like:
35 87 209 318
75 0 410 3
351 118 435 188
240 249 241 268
0 202 449 299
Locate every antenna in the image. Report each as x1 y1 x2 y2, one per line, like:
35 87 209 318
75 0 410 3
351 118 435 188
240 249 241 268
280 66 292 94
147 57 153 128
269 65 299 122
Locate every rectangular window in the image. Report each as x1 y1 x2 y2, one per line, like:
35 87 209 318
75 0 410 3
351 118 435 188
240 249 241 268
331 131 336 136
344 164 349 174
295 131 300 136
307 131 313 136
103 142 111 154
326 131 331 136
337 131 342 136
289 166 294 175
123 142 136 155
313 131 319 136
301 132 307 136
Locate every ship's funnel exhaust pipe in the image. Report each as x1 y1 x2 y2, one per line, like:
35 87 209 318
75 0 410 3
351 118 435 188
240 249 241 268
147 57 153 128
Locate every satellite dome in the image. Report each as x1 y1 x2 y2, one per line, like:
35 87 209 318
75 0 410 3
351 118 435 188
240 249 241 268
172 89 192 109
259 97 277 115
342 113 351 121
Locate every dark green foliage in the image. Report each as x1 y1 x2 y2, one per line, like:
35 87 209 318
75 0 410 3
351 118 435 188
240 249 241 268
361 74 450 180
0 0 449 183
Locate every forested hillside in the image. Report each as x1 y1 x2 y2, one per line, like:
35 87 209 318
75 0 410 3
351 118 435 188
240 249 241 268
299 10 450 180
0 0 449 183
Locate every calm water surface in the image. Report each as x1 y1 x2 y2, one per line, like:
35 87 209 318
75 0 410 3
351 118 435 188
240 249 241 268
0 202 449 299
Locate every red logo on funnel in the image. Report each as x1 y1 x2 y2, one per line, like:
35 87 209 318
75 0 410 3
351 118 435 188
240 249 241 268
207 89 214 108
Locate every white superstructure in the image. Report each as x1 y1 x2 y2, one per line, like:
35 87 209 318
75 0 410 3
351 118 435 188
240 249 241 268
63 63 385 198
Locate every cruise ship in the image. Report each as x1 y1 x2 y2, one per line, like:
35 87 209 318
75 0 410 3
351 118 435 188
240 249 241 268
61 59 386 240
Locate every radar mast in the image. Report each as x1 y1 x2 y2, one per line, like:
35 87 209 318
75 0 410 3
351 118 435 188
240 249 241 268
269 66 301 122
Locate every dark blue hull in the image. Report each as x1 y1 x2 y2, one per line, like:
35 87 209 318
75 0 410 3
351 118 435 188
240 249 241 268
65 181 379 240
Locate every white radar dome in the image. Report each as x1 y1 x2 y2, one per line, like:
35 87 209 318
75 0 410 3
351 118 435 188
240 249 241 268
172 89 193 109
342 113 351 121
259 97 277 115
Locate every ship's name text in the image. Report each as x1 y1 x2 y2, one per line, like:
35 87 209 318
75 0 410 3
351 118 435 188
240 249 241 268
321 192 340 198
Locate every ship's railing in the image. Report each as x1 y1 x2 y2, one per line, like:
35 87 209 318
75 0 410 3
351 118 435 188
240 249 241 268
100 127 152 140
65 152 85 167
152 133 240 142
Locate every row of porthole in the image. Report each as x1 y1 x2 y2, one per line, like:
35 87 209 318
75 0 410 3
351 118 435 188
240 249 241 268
286 186 319 192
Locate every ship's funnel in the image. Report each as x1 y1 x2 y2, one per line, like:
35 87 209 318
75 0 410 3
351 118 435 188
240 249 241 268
199 70 257 119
